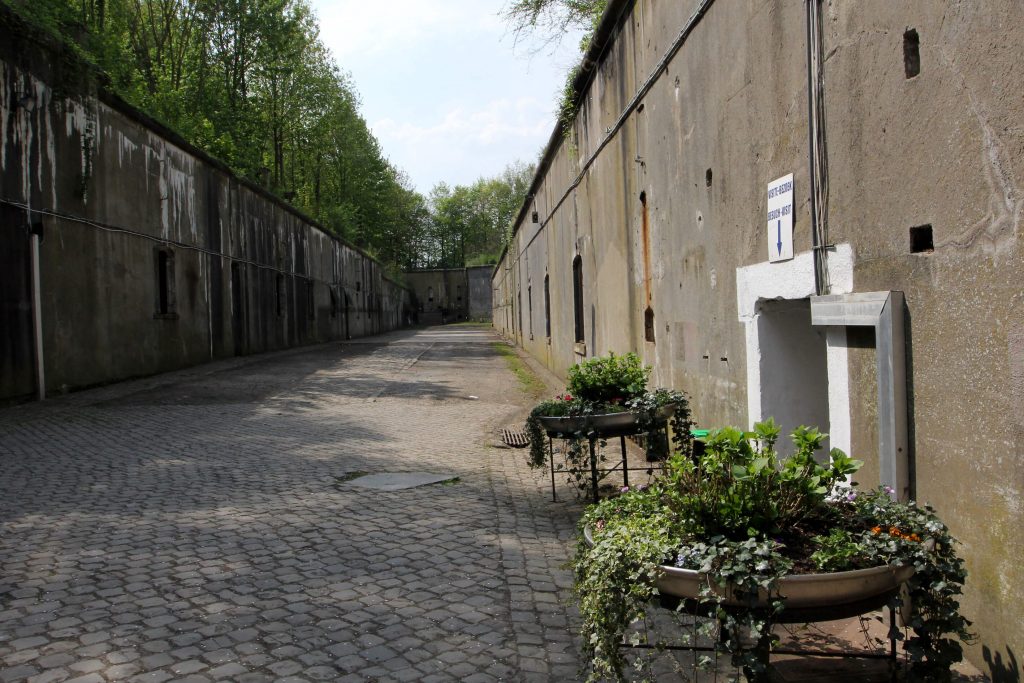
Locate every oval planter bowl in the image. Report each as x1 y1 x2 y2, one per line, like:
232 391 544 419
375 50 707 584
583 526 916 623
537 404 675 437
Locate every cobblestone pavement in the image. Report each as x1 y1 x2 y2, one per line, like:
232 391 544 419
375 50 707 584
1 327 985 683
0 326 585 683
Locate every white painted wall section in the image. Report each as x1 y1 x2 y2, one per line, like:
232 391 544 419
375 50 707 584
735 244 854 446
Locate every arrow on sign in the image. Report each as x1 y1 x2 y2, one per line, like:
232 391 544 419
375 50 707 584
776 220 782 256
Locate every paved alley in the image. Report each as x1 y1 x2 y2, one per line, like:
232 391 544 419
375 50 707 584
0 327 581 682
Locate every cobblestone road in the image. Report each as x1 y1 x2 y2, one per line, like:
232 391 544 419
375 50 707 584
0 327 584 683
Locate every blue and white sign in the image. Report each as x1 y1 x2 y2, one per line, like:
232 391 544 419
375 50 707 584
767 173 794 262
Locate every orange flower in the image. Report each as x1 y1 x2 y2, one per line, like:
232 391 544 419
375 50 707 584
871 526 882 534
889 526 900 536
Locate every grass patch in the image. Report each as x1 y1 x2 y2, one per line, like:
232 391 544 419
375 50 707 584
492 342 546 398
449 321 492 328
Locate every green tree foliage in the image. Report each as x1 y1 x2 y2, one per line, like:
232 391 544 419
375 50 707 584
502 0 607 48
418 160 535 269
502 0 607 136
6 0 429 268
7 0 538 270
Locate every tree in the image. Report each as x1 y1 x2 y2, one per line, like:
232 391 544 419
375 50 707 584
502 0 607 48
11 0 433 268
419 161 535 269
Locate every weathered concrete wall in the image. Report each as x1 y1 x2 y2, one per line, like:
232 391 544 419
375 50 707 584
467 266 493 321
0 12 409 403
404 269 468 324
493 0 1024 673
403 266 493 323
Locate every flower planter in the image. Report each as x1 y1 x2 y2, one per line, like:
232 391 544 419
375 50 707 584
583 525 916 623
537 403 675 437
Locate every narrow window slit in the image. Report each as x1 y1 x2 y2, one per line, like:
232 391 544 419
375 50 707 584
904 29 920 78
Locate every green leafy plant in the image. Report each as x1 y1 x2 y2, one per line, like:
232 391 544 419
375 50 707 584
568 352 651 404
574 421 973 681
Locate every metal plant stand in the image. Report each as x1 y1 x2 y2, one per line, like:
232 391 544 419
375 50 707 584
541 415 671 503
621 599 904 683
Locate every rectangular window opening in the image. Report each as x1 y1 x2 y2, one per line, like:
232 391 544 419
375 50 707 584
910 224 934 253
572 256 585 343
543 275 551 339
904 29 920 78
645 306 656 343
527 286 533 338
276 273 285 318
307 279 316 319
517 292 523 335
154 248 177 318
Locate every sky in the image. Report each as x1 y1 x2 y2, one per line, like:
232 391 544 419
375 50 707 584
308 0 587 195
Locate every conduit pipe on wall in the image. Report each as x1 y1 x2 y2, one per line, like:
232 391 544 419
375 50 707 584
493 0 717 280
805 0 831 296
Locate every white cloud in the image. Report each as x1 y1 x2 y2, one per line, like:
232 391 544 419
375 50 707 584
371 97 554 188
306 0 585 191
374 97 552 146
313 0 501 59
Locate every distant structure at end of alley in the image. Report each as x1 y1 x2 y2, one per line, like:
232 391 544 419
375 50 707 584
492 0 1024 675
403 266 494 325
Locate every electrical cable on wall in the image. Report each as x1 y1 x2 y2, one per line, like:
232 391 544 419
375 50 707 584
496 0 717 283
0 197 355 289
805 0 832 296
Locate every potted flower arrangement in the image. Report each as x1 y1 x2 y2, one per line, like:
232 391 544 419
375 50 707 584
524 353 693 496
575 419 972 682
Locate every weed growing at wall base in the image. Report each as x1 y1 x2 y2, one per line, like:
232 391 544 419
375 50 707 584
492 342 546 398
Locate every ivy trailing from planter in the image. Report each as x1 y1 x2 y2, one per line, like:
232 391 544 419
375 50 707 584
626 388 693 461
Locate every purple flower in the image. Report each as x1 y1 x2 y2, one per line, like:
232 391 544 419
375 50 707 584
846 491 858 502
620 486 630 494
884 485 895 495
637 484 649 492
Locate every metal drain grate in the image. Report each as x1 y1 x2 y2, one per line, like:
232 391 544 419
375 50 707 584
502 428 529 448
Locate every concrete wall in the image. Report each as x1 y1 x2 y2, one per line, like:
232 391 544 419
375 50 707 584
492 0 1024 674
404 266 493 324
404 269 468 324
467 266 493 321
0 12 410 404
